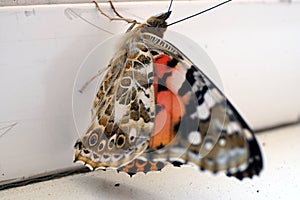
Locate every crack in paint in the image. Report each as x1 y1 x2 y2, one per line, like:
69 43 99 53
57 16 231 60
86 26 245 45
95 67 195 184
0 122 18 138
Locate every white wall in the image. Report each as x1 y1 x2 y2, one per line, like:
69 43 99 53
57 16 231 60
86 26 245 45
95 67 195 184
0 0 299 184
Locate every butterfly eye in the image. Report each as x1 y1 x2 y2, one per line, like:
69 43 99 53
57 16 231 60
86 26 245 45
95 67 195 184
89 133 99 147
98 140 106 151
116 134 126 149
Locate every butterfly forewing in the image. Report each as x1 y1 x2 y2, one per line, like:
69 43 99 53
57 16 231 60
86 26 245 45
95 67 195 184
135 33 263 179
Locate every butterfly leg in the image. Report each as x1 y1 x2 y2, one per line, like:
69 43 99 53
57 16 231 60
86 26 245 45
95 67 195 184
93 1 140 24
79 67 108 93
108 0 126 19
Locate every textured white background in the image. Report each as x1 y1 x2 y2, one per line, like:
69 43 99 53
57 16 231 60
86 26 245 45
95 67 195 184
0 0 299 187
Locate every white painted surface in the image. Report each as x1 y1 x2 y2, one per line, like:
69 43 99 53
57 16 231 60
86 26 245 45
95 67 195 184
1 124 300 200
0 1 299 184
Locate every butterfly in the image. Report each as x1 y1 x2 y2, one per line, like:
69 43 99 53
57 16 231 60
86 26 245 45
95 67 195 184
73 0 263 180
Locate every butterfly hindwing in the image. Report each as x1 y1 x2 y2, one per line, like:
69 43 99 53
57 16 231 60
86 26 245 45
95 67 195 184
74 41 156 170
117 158 167 176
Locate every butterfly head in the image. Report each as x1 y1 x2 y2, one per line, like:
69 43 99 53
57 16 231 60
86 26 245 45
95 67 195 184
146 11 171 28
139 11 171 38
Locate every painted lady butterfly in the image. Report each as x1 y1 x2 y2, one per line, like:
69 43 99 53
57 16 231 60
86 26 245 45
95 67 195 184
73 0 263 180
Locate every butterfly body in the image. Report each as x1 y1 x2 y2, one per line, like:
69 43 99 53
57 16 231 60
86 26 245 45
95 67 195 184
74 8 263 180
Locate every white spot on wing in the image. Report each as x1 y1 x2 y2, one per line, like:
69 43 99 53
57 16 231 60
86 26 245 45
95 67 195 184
204 92 215 108
114 103 127 123
219 137 226 146
188 131 202 145
217 151 229 167
238 162 248 171
136 157 147 162
229 167 238 174
85 163 94 171
95 166 106 170
168 66 186 93
188 151 201 161
205 159 214 167
129 128 137 142
196 103 210 120
228 148 247 162
204 139 213 150
153 158 168 162
75 160 86 165
211 88 223 103
170 147 186 156
227 122 241 135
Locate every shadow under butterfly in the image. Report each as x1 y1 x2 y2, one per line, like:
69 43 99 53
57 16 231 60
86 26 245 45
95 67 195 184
73 0 263 180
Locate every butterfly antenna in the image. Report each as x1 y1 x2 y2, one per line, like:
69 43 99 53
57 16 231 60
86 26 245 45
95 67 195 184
168 0 232 26
65 8 114 35
167 0 174 13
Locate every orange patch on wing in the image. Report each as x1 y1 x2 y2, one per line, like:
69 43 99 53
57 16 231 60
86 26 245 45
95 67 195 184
153 54 177 78
150 54 185 150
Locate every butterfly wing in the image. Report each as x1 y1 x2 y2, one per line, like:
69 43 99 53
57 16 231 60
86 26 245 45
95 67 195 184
74 42 156 170
74 30 263 180
117 158 167 176
131 33 263 180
